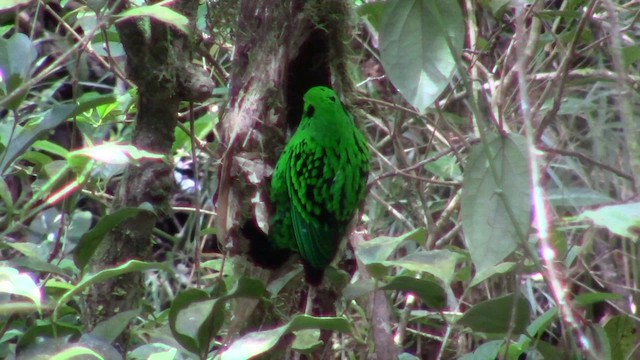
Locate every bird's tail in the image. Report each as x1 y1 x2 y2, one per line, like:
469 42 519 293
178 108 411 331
242 219 292 269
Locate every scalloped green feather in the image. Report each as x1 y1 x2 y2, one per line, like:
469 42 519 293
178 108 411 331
269 86 370 284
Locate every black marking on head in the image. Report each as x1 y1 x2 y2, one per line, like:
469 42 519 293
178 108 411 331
305 104 316 119
328 95 336 103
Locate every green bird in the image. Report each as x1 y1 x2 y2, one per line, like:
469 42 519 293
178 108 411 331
249 86 370 285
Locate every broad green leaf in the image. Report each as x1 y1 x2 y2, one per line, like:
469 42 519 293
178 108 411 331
73 93 118 116
526 307 557 338
221 315 351 360
0 104 76 174
548 187 613 208
68 143 165 166
50 346 104 360
74 207 155 271
169 278 266 357
291 329 322 353
54 260 173 321
579 202 640 240
32 140 70 158
0 0 33 11
356 228 426 264
148 348 177 360
8 257 69 277
0 175 13 210
604 315 635 360
622 45 640 67
574 292 623 306
469 262 515 287
169 288 210 355
0 267 41 309
128 344 179 360
0 32 37 109
17 322 81 351
356 228 426 278
90 309 141 343
0 301 41 316
357 2 385 32
458 340 503 360
379 0 464 111
457 294 530 335
118 4 189 33
382 276 446 309
382 249 463 284
399 354 421 360
461 133 531 272
172 112 215 152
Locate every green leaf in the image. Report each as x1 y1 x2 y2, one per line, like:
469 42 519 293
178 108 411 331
74 207 155 272
357 228 425 264
382 276 446 309
17 324 82 355
50 346 104 360
221 315 351 360
0 267 41 309
68 143 165 166
0 32 37 108
457 294 530 335
9 257 70 277
469 262 515 287
169 278 266 357
574 292 623 307
172 112 215 152
118 4 189 33
379 0 464 111
0 0 33 11
604 315 636 360
0 175 13 210
0 104 76 174
291 329 322 353
128 343 179 360
32 140 70 158
381 249 463 284
89 309 141 343
169 288 210 355
548 187 613 208
357 2 386 32
356 228 426 278
526 307 557 338
459 340 503 360
579 202 640 240
54 260 173 321
461 133 531 272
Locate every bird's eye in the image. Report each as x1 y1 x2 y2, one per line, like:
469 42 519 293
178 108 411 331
305 104 316 118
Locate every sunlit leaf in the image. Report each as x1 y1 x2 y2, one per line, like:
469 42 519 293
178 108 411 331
221 315 351 360
379 0 464 111
118 4 189 33
579 202 640 240
0 267 41 309
457 294 530 334
461 133 531 273
0 104 76 174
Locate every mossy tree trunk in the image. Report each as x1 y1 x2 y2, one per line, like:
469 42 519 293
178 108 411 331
83 0 213 353
216 0 359 356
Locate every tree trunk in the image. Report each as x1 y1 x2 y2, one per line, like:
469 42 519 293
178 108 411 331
83 0 213 353
216 0 355 355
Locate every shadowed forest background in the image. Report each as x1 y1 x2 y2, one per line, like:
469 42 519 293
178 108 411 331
1 0 640 359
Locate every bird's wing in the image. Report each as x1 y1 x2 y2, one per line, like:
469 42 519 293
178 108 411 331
286 138 342 270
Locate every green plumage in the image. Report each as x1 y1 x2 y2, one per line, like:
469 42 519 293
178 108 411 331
268 86 371 285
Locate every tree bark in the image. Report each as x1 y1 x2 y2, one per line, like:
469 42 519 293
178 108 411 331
216 0 355 356
83 0 214 353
